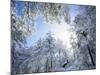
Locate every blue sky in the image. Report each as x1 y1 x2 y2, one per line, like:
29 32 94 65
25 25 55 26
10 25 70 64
16 1 25 16
26 15 50 47
14 2 79 48
69 5 79 23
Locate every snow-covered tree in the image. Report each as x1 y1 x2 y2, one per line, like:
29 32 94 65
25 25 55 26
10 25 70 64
72 5 96 69
11 1 35 75
18 32 69 73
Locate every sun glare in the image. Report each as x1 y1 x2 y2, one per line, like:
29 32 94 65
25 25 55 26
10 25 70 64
47 19 77 56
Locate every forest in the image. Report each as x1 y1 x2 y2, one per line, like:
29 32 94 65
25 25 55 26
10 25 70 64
11 0 96 75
